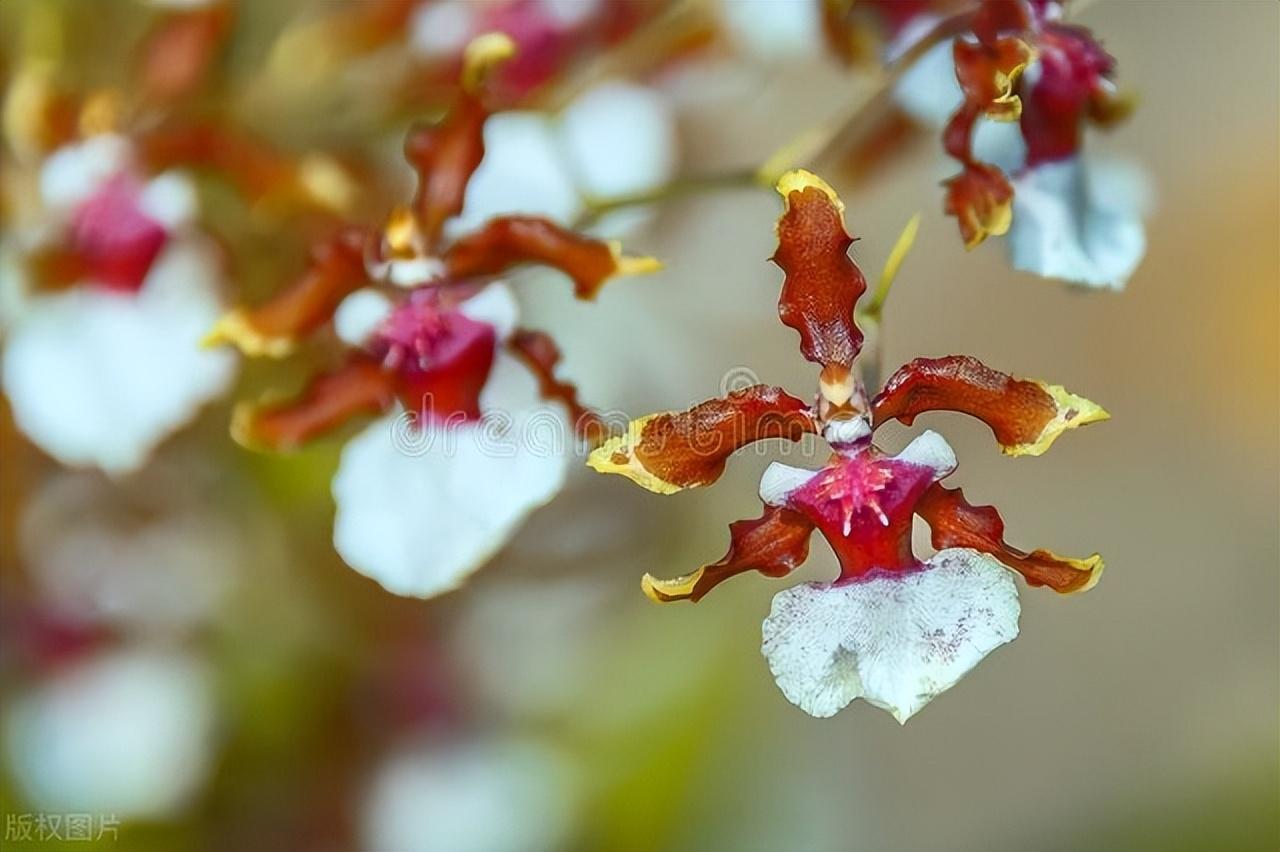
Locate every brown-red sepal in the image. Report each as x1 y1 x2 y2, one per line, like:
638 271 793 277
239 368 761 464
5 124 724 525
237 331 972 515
772 170 866 371
232 356 396 451
872 355 1108 456
942 162 1014 249
507 329 605 445
136 2 234 105
641 504 815 603
204 227 369 357
587 385 818 494
442 216 660 300
916 483 1103 593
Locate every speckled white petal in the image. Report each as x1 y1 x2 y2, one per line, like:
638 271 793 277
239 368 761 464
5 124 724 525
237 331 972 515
556 81 677 201
1 238 237 475
758 461 818 507
719 0 823 59
457 281 519 341
446 112 583 239
3 648 216 819
38 135 133 212
332 354 570 598
333 287 395 347
894 429 957 478
1008 157 1148 290
362 736 579 852
761 548 1020 722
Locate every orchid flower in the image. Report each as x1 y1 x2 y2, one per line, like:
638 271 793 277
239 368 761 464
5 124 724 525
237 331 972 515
827 0 1146 289
589 169 1107 721
0 126 237 475
939 0 1145 288
209 35 661 598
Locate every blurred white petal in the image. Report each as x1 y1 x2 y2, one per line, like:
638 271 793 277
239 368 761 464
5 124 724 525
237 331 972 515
3 648 216 819
334 287 395 347
457 282 520 341
1 237 238 474
762 548 1020 722
893 41 962 129
137 171 200 232
20 469 238 635
1008 157 1148 290
362 736 579 852
894 429 958 478
719 0 823 59
38 135 133 213
332 354 570 598
407 0 475 58
447 113 583 238
557 81 677 200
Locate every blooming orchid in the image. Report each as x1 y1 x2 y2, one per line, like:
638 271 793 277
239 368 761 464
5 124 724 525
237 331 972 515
938 0 1144 287
589 169 1107 721
209 35 660 598
826 0 1146 289
1 124 237 475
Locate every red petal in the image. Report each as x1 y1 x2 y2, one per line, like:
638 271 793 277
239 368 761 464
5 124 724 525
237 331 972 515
507 328 604 444
942 162 1014 249
136 4 233 105
587 386 817 494
916 483 1103 593
872 355 1108 456
205 228 369 356
772 170 866 372
233 356 396 451
642 504 814 603
442 215 659 300
404 34 517 248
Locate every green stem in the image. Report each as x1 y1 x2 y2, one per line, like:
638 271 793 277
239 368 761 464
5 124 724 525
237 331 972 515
577 168 763 227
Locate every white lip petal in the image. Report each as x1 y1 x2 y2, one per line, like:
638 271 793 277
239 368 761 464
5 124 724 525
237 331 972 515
758 461 818 507
892 429 957 479
1008 157 1148 290
458 282 520 341
332 354 570 598
1 237 237 475
3 648 216 819
761 548 1020 722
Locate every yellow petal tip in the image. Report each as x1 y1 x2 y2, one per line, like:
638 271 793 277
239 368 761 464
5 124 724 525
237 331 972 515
641 570 702 603
462 32 517 94
203 310 294 358
774 169 843 211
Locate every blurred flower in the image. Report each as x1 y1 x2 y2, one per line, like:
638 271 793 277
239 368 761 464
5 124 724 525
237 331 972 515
361 735 580 852
1 131 237 474
450 79 678 237
907 0 1145 287
19 465 240 636
212 35 660 597
591 170 1106 721
3 647 217 820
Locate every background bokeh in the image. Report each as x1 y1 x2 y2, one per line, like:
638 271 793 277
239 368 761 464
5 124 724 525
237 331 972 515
1 1 1277 850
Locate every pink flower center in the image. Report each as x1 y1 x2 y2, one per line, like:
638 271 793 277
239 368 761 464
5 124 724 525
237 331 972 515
371 291 497 422
70 175 168 293
788 449 937 580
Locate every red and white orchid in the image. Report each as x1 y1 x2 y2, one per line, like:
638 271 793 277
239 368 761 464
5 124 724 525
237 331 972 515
590 169 1107 721
209 35 660 598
